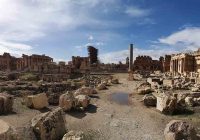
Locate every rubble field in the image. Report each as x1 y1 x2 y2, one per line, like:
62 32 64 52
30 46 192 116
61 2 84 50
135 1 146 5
0 73 200 140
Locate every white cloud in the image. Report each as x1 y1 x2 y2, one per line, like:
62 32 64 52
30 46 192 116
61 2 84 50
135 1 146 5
100 47 177 64
88 35 94 41
0 40 33 56
100 50 129 63
75 41 104 52
0 0 111 54
159 27 200 51
125 6 151 17
0 0 153 58
0 0 152 42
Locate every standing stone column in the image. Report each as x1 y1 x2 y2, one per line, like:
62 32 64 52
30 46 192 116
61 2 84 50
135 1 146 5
129 44 133 72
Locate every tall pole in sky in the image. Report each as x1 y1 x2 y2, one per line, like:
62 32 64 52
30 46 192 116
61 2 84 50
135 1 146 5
129 44 133 71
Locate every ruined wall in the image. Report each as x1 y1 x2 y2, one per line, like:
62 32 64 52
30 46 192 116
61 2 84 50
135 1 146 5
170 53 195 75
194 49 200 73
133 55 162 72
163 55 171 72
0 53 17 71
72 56 90 71
88 46 98 65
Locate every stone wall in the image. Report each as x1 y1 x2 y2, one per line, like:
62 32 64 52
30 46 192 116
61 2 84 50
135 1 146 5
0 53 17 71
72 56 90 71
88 46 98 65
133 55 163 72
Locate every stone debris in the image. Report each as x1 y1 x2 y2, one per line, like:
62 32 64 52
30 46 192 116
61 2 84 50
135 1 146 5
74 87 97 96
191 87 200 92
156 94 177 115
193 97 200 106
137 82 152 95
185 96 195 107
59 91 91 111
143 94 157 107
164 120 198 140
31 107 66 140
11 125 37 140
110 78 119 84
0 119 12 140
74 95 90 110
101 79 110 86
97 83 107 90
1 46 200 139
0 92 13 114
62 131 85 140
24 93 49 109
59 92 75 111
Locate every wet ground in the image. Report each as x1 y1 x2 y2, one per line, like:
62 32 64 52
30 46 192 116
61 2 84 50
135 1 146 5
110 92 132 105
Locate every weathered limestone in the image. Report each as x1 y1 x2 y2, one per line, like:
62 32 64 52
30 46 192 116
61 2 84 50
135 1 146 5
11 125 37 140
97 83 107 90
0 93 14 114
176 93 189 107
156 95 177 115
163 79 174 87
0 120 12 140
164 120 198 140
191 87 200 92
147 77 161 85
193 97 200 105
59 92 74 111
138 87 152 95
74 87 97 96
31 107 66 140
137 83 152 95
185 97 195 107
101 79 109 86
110 78 119 84
143 94 157 106
62 131 84 140
25 93 49 109
74 95 90 110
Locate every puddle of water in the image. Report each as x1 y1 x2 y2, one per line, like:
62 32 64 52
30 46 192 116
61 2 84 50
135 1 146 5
110 92 132 105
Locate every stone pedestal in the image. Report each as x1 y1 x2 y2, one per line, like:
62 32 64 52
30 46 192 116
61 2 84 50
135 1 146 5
128 70 134 81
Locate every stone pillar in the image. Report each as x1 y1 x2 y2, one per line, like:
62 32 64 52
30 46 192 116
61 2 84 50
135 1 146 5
178 59 180 73
173 60 174 74
129 44 133 71
183 58 185 72
170 60 172 72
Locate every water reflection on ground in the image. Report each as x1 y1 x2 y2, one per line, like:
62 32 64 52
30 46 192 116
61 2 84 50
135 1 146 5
110 92 132 105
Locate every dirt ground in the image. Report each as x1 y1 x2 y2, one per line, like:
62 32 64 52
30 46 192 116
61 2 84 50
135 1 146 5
0 73 200 140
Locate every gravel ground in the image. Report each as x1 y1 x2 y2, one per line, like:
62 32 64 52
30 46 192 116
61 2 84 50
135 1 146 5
65 74 171 140
0 73 199 140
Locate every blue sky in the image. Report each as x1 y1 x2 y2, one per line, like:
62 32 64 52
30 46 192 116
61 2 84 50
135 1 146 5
0 0 200 63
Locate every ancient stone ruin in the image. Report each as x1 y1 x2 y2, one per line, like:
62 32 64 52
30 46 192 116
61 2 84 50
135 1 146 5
0 45 200 140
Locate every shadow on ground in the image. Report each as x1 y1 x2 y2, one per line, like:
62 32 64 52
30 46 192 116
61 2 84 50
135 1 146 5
66 104 97 119
39 107 52 113
90 95 100 99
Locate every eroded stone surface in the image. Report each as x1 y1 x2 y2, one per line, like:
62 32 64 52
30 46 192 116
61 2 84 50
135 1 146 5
31 107 66 140
164 120 198 140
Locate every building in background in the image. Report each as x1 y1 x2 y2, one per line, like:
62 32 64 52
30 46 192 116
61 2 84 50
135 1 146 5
88 46 98 65
133 55 163 73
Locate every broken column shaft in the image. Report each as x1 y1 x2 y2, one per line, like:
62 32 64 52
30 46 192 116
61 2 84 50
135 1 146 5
129 44 133 71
